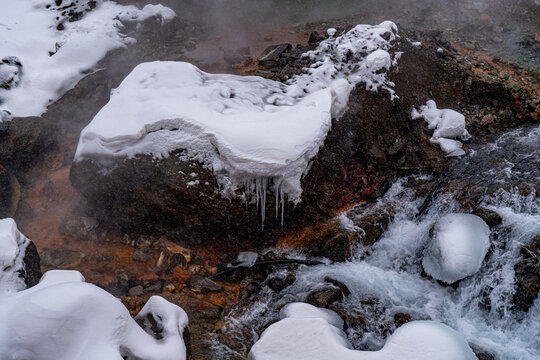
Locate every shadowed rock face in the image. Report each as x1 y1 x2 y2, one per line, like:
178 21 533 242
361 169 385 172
69 30 534 248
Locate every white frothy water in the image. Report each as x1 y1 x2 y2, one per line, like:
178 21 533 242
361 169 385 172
214 126 540 359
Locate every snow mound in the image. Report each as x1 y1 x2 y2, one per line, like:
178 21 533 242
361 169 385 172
412 100 471 156
0 218 31 294
423 213 490 284
0 269 189 360
0 0 175 121
74 21 400 219
248 302 476 360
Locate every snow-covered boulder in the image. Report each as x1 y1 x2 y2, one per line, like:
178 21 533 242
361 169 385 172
0 269 189 360
423 213 490 284
0 218 41 293
412 100 471 156
0 0 175 121
248 302 476 360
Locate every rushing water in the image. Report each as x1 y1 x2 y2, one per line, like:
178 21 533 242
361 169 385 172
213 125 540 360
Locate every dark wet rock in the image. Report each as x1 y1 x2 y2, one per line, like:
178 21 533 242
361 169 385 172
470 344 496 360
0 165 20 218
351 211 393 246
512 235 540 312
306 287 344 308
128 285 144 297
267 277 287 292
393 312 412 326
308 31 326 45
257 43 292 68
40 248 85 268
284 273 296 286
0 116 57 173
188 275 222 294
21 241 42 288
156 249 188 274
132 247 154 263
324 276 350 297
473 207 503 228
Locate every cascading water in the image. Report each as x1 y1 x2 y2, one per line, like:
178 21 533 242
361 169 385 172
212 125 540 359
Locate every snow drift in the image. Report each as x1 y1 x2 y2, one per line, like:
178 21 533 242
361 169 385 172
0 0 175 121
423 213 490 284
248 302 476 360
0 269 189 360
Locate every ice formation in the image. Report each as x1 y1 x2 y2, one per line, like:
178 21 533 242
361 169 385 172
248 302 476 360
0 218 32 294
0 0 175 121
423 213 491 284
412 100 471 156
74 22 400 220
0 269 189 360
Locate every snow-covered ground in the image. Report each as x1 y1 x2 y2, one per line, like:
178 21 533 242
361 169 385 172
0 0 175 121
74 21 401 216
0 269 189 360
0 218 32 294
0 219 189 359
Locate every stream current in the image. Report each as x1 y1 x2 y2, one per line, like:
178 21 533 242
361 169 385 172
214 125 540 360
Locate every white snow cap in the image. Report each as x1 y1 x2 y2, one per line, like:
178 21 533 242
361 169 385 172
0 270 189 360
0 218 31 294
0 0 175 121
412 100 471 156
74 21 401 216
249 302 476 360
423 213 491 284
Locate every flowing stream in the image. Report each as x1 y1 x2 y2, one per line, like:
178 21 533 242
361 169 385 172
213 125 540 360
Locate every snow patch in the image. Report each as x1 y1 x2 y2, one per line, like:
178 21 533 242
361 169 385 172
412 100 471 156
423 213 490 284
0 269 189 360
0 218 31 294
0 0 175 121
249 302 476 360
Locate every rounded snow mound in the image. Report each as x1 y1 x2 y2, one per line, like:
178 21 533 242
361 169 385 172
423 213 490 284
0 269 189 360
248 302 476 360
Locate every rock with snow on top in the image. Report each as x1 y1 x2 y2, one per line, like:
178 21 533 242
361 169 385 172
423 214 490 284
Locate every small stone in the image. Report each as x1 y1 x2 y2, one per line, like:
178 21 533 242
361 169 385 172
144 280 163 293
267 277 287 292
324 276 350 297
394 312 412 326
40 248 85 268
306 287 343 308
132 247 154 262
472 207 502 228
128 285 144 297
162 281 176 293
188 275 222 293
492 36 503 43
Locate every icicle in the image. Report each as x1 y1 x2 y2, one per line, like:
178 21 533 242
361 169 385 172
280 186 285 226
